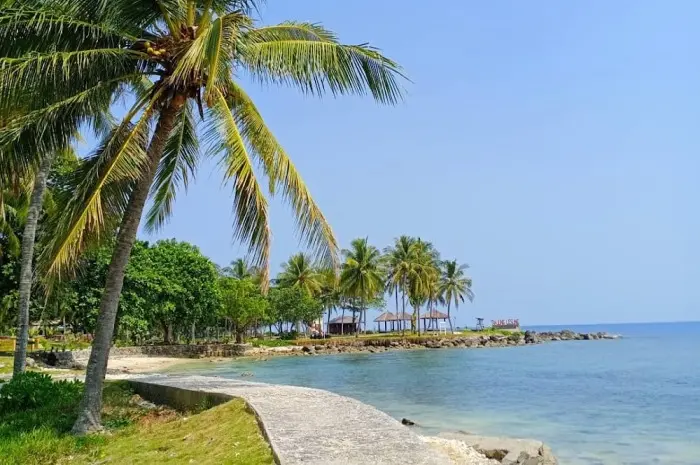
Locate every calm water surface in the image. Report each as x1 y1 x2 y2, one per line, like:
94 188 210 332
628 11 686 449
170 322 700 465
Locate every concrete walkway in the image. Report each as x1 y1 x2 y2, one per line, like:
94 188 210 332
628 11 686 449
129 375 453 465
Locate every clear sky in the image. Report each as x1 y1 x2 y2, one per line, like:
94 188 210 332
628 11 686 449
134 0 700 326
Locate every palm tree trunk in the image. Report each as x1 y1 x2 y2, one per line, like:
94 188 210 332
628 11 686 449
401 285 407 336
447 300 454 333
72 95 186 434
326 307 332 337
394 288 399 334
341 308 345 335
416 303 421 336
13 152 54 376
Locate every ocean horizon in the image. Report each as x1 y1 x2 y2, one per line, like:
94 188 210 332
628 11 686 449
169 322 700 464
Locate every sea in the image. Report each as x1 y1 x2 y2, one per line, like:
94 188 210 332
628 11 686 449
168 322 700 465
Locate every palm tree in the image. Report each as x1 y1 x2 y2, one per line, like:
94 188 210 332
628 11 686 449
276 253 323 297
223 258 256 280
405 239 439 336
2 0 404 433
340 238 384 337
2 146 79 376
318 267 340 336
440 260 474 333
384 236 416 334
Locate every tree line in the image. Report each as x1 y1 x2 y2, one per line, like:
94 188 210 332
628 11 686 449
1 0 407 434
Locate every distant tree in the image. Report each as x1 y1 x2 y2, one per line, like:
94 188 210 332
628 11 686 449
340 238 385 337
218 277 268 343
221 258 257 280
276 253 322 297
439 260 474 333
405 239 440 335
129 240 219 344
267 287 323 336
384 236 416 334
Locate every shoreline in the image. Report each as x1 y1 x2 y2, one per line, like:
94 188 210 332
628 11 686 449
25 329 621 375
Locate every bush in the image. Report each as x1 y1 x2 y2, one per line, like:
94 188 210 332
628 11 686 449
279 331 299 340
0 372 82 414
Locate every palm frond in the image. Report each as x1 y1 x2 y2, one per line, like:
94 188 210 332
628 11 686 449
240 22 406 104
39 92 161 280
170 12 248 92
223 81 339 269
206 87 271 290
145 103 199 232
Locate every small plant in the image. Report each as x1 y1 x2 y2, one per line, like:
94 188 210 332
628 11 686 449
0 372 82 414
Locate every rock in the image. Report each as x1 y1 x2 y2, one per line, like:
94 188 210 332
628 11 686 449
390 341 399 347
439 433 558 465
240 371 254 377
25 357 37 368
314 345 324 351
301 345 312 353
401 418 416 426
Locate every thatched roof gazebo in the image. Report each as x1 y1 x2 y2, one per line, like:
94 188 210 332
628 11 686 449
374 312 397 333
420 309 450 332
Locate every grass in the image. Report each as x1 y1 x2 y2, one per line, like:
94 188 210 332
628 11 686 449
250 338 294 348
0 355 13 374
0 379 275 465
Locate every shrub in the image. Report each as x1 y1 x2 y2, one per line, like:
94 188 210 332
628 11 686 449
0 372 82 414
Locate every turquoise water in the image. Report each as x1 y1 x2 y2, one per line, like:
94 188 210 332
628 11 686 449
170 322 700 464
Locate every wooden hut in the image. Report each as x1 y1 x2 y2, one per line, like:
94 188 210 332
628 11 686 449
420 309 450 332
328 315 359 335
374 312 397 333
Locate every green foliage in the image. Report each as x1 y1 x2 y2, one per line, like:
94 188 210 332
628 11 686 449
267 286 323 332
0 372 81 414
218 277 269 342
0 378 273 465
250 338 294 347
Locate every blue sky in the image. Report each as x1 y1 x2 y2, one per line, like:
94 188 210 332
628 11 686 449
128 0 700 326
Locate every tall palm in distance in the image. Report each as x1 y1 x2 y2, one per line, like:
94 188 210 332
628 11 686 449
440 260 474 333
223 258 257 280
340 238 384 337
318 267 340 335
276 253 323 297
405 239 440 336
384 236 416 334
1 0 404 433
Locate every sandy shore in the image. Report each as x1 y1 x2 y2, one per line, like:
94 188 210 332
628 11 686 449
107 356 189 373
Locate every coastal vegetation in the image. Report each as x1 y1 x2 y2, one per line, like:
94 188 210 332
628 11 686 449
0 373 273 464
1 0 405 433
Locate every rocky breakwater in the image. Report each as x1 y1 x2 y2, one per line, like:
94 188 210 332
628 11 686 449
437 432 559 465
264 330 621 358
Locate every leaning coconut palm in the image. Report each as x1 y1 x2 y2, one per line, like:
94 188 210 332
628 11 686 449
4 0 404 433
340 238 384 337
439 260 474 333
276 253 323 297
384 235 416 334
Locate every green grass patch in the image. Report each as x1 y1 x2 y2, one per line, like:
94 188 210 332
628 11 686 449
0 374 274 465
0 355 13 374
250 338 294 348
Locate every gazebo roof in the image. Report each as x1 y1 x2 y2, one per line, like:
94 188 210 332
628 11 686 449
420 309 449 320
374 312 397 322
393 311 413 321
329 316 358 324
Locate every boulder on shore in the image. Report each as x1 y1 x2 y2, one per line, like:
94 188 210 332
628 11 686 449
438 432 558 465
